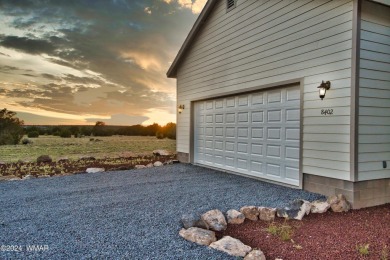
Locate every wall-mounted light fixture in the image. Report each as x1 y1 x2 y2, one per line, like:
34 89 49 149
317 81 331 100
178 104 185 114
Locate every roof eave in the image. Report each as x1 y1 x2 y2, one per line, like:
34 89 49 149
166 0 217 78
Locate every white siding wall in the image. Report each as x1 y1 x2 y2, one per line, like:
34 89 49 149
358 0 390 181
177 0 354 180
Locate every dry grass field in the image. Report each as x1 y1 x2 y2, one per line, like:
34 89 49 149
0 135 176 163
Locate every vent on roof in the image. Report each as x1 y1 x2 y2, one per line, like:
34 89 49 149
226 0 236 12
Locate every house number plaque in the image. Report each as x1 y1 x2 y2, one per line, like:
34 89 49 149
321 109 334 115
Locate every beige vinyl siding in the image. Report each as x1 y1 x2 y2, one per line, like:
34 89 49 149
176 0 353 180
358 0 390 181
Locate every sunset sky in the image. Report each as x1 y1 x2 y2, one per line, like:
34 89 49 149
0 0 206 125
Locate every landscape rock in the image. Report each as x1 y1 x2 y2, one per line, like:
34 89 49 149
134 165 146 169
244 249 266 260
327 194 351 212
240 206 259 221
146 163 154 168
311 200 331 213
0 161 6 166
277 199 311 220
164 160 180 165
258 207 276 221
152 149 171 156
201 209 227 231
226 209 245 224
181 214 197 229
57 157 69 163
22 175 34 180
86 168 105 173
209 236 252 257
179 227 216 246
153 161 163 167
37 155 53 163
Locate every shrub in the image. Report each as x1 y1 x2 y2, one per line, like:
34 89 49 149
356 243 370 256
21 138 32 145
59 129 71 138
0 108 24 145
156 131 165 139
27 131 39 138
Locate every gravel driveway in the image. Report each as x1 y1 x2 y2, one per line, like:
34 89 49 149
0 164 324 259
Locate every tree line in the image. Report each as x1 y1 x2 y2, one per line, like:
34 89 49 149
0 108 176 145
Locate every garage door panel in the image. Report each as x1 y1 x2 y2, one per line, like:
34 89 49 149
194 85 300 186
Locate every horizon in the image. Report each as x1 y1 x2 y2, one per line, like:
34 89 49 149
0 0 206 126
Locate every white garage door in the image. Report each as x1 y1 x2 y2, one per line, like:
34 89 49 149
194 85 300 186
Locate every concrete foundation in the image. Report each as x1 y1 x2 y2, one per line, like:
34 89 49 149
303 174 390 209
177 152 190 163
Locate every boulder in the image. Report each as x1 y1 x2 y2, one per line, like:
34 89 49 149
327 194 351 212
152 149 171 156
86 168 105 173
134 165 146 169
240 206 259 221
244 249 266 260
164 160 180 165
146 163 154 168
0 175 19 182
258 207 276 221
37 155 52 163
22 175 34 180
0 161 6 166
201 209 227 231
179 227 216 246
209 236 252 257
226 209 245 224
181 214 197 229
277 200 311 220
153 161 163 167
311 200 331 214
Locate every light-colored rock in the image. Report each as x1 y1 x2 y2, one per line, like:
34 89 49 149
153 161 163 167
209 236 252 257
152 149 171 156
226 209 245 224
311 200 331 214
146 163 154 168
244 249 266 260
258 207 276 221
201 209 227 231
22 175 34 180
134 165 146 169
86 168 105 173
277 200 311 220
327 194 351 212
240 206 259 221
179 227 216 246
0 175 19 182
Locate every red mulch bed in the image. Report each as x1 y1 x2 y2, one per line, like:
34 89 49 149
217 204 390 260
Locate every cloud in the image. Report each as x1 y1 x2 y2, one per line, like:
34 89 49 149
86 114 149 126
162 0 207 14
0 35 57 55
0 0 200 125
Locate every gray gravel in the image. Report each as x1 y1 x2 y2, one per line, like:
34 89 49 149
0 164 325 259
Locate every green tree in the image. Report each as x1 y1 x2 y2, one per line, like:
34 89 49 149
0 108 24 145
92 121 107 136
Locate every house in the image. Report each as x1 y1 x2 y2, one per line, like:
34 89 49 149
167 0 390 208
